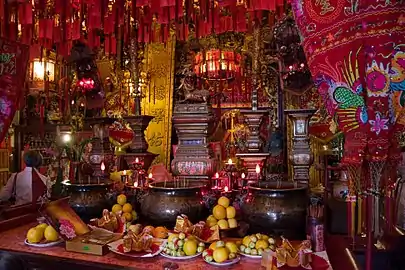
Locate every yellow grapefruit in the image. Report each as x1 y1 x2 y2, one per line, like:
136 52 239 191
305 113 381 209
218 196 230 208
27 228 43 244
117 194 127 206
183 240 198 256
44 226 59 242
217 219 229 230
226 206 236 219
213 247 229 263
122 203 133 213
213 205 226 220
112 204 122 213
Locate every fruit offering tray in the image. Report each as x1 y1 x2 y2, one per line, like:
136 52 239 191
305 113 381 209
1 222 335 270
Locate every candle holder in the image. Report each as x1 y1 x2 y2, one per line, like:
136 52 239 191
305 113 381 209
240 172 248 190
121 170 129 184
224 161 239 191
211 173 221 190
131 158 147 188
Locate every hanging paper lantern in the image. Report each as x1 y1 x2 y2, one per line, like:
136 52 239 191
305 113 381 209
194 49 242 80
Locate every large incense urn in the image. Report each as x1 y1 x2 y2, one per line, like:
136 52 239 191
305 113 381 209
241 182 308 239
63 182 113 223
140 181 208 227
63 117 115 222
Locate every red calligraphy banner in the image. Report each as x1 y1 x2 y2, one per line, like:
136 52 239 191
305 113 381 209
0 38 29 142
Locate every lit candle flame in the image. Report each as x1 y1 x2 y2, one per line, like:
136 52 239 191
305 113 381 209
215 172 219 179
255 164 260 174
101 162 105 171
135 157 139 163
224 186 229 192
227 158 233 165
148 173 153 179
241 173 246 179
134 181 138 187
123 170 127 175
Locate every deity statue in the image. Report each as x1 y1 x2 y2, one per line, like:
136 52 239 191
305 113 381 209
177 64 211 103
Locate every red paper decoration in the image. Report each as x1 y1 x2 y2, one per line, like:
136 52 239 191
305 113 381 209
0 0 282 59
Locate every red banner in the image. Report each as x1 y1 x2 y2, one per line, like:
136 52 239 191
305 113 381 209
0 38 29 142
292 0 405 164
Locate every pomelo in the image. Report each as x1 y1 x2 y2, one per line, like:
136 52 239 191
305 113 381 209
213 205 226 220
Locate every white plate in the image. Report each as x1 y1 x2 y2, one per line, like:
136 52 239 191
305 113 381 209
160 251 202 260
203 255 241 266
24 238 64 248
239 252 261 259
108 238 166 258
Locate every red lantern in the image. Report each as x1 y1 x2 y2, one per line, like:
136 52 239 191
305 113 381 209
194 49 241 80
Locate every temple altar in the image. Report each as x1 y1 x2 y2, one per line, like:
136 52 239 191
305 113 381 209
0 0 403 270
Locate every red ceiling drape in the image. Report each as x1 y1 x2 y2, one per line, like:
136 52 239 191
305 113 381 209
1 0 283 59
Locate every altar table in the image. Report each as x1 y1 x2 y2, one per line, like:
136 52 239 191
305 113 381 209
0 223 351 270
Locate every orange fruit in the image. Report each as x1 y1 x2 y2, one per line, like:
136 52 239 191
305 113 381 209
213 205 226 220
117 194 127 206
209 242 217 250
218 196 230 208
112 204 122 213
143 225 155 235
213 247 229 263
122 212 132 221
122 203 133 213
153 226 168 239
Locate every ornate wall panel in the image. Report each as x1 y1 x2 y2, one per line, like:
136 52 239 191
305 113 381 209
141 39 176 168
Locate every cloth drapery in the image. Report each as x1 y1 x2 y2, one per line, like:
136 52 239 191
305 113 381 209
291 0 405 165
